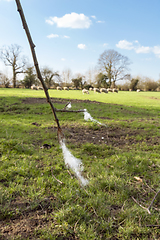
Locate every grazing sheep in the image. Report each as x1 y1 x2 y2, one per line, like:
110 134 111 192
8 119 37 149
137 89 141 92
82 89 89 94
63 87 69 91
113 88 118 93
89 87 93 91
57 86 62 90
31 85 38 90
37 86 43 90
94 88 101 93
70 87 77 90
107 88 113 92
100 88 108 93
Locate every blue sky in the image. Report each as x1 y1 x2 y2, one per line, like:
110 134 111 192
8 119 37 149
0 0 160 80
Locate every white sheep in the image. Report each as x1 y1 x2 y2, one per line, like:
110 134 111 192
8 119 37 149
37 86 43 90
69 87 77 90
113 88 118 93
137 89 141 92
31 85 38 90
57 86 62 90
94 88 101 93
82 89 89 94
63 87 69 91
107 88 113 92
100 88 108 93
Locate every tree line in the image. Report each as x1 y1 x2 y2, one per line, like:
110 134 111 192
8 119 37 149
0 43 159 91
118 77 160 92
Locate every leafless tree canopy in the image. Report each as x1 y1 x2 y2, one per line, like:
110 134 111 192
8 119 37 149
0 44 27 87
41 67 60 88
0 72 10 87
98 49 131 87
62 68 72 85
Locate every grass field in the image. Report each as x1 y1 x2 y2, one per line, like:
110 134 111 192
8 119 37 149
0 88 160 239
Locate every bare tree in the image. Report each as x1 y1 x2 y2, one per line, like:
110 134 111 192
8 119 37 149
0 72 11 88
41 67 59 88
0 44 27 88
62 68 72 86
98 49 131 87
85 67 98 85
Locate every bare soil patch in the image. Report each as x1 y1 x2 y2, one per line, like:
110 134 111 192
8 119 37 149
62 125 159 147
44 124 159 149
64 126 139 147
22 97 107 105
0 197 55 240
0 211 49 240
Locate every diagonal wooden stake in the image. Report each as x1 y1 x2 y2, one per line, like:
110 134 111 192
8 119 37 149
15 0 63 141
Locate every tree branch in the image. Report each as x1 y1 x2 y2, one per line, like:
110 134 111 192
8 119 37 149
55 109 85 113
15 0 63 141
51 168 63 184
132 197 151 214
148 189 160 211
132 188 160 214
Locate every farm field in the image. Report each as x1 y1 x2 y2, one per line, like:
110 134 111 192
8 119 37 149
0 88 160 239
1 88 160 109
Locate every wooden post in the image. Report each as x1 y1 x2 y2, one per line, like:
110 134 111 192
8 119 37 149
15 0 63 141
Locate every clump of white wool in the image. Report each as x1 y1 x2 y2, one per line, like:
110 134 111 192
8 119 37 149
60 140 89 186
66 103 72 109
83 109 107 127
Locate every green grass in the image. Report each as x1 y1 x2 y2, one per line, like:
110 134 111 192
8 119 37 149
0 88 160 240
1 87 160 109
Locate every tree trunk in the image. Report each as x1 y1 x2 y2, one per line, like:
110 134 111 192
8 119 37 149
112 80 116 88
105 63 112 87
13 67 16 88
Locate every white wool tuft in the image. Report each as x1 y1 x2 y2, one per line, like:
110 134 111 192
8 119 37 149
83 109 107 127
60 140 89 186
66 103 72 109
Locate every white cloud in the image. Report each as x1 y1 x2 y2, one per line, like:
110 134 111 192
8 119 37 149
91 15 96 19
63 35 70 39
116 39 160 57
46 19 54 25
47 34 59 38
142 58 152 61
78 44 86 50
96 20 105 23
46 12 92 29
61 58 66 61
135 46 151 54
47 34 70 39
116 40 134 50
152 46 160 58
103 43 108 47
117 40 151 53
